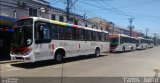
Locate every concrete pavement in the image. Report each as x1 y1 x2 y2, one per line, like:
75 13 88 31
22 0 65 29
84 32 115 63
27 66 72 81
1 46 160 78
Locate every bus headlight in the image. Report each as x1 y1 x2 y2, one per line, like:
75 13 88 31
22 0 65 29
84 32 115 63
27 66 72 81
23 48 32 55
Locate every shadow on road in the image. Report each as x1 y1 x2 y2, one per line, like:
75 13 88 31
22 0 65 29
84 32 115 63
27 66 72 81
11 55 108 69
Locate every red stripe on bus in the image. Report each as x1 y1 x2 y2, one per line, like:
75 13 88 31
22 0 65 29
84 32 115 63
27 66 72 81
79 44 80 48
73 25 78 28
110 46 117 49
11 47 29 55
20 16 29 20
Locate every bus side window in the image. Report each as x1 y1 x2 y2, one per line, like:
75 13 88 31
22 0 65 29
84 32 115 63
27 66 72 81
95 32 99 41
120 37 123 44
79 29 85 40
35 22 51 43
85 30 88 41
92 31 96 41
71 28 76 40
66 27 72 40
88 30 92 41
98 32 101 41
42 26 50 39
83 29 86 40
106 33 109 42
76 29 79 40
58 26 64 40
101 33 105 41
39 25 44 39
51 24 59 39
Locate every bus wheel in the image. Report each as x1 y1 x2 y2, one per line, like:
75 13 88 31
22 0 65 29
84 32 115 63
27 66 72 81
131 47 133 51
95 48 100 57
122 47 125 53
55 53 63 63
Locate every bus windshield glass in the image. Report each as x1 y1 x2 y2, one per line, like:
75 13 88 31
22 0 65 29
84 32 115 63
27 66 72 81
11 18 33 48
110 37 119 46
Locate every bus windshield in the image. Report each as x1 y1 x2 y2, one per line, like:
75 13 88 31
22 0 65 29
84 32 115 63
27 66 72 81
110 37 119 46
11 18 33 48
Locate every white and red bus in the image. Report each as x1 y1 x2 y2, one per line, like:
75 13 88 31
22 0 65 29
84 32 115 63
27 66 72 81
136 37 153 49
10 17 110 63
109 34 137 52
147 39 154 48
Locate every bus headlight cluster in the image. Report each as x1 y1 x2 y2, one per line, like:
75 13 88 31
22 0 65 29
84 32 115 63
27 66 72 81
23 48 32 55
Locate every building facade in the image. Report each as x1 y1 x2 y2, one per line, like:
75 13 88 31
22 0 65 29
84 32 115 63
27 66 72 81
108 22 141 37
88 17 110 31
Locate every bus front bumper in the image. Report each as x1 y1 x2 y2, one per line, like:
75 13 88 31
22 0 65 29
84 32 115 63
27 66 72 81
10 53 34 63
110 48 122 52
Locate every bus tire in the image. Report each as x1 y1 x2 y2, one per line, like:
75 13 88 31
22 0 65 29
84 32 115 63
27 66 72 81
55 52 63 63
122 47 125 53
131 47 133 51
95 48 100 57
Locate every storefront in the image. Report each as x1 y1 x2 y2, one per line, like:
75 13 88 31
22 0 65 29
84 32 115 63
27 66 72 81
0 16 16 61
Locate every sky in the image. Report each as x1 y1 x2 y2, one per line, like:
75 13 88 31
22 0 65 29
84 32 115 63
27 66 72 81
47 0 160 37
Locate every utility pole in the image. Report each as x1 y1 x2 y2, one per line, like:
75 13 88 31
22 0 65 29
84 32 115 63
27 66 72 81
65 0 78 22
66 0 70 22
128 18 134 36
83 13 86 20
108 22 114 34
112 23 115 34
146 28 149 38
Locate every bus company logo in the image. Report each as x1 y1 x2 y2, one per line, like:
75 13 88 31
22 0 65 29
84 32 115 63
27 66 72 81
1 77 18 83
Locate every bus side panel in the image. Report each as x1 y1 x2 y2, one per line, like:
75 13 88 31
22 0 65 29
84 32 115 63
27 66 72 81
100 41 110 53
81 41 95 55
34 42 54 62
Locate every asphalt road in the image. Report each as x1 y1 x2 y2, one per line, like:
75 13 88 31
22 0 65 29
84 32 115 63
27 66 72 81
0 46 160 83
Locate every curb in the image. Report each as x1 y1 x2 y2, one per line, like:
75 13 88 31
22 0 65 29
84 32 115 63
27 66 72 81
0 60 18 64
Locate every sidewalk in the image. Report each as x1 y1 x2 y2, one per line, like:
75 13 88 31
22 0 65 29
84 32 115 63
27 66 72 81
0 60 18 64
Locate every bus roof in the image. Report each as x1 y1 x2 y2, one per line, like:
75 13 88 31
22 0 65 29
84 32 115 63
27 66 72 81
79 26 104 32
110 34 131 38
22 17 108 33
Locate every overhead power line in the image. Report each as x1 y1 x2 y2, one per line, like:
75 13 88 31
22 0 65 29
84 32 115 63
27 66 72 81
79 1 131 17
50 0 160 25
83 0 113 1
85 0 160 22
99 1 160 19
69 0 78 8
118 0 160 8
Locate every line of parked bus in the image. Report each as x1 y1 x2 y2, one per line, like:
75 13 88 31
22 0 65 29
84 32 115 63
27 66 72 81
109 34 155 53
10 17 155 63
